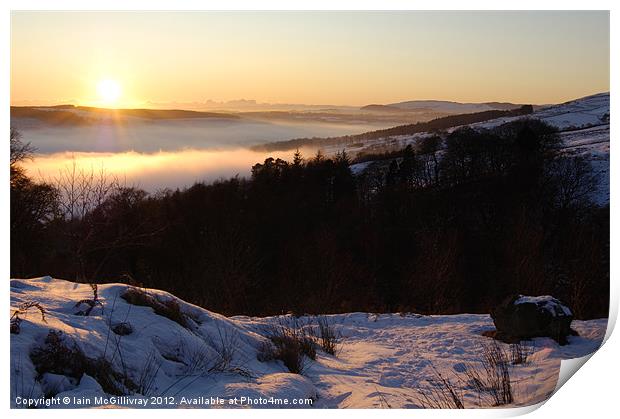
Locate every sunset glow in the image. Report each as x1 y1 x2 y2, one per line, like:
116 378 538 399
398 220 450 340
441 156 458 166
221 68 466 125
11 11 609 107
22 148 318 191
96 79 122 106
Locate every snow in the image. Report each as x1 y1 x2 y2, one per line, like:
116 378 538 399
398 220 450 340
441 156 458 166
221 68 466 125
473 92 609 131
349 161 373 175
528 93 609 130
514 295 573 317
11 277 606 409
387 100 518 114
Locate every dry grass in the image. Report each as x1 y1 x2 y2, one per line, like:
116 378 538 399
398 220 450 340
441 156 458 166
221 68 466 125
509 341 533 365
206 324 240 373
416 366 465 409
10 301 47 334
312 316 342 356
179 325 252 378
11 354 41 405
136 350 162 396
74 283 104 316
259 316 343 373
463 341 513 406
121 287 191 329
261 320 317 374
182 341 212 375
415 340 518 408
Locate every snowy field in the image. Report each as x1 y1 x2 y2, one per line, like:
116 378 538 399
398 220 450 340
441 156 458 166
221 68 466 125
10 277 607 409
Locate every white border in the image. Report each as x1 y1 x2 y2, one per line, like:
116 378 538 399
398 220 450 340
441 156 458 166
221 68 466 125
1 2 616 419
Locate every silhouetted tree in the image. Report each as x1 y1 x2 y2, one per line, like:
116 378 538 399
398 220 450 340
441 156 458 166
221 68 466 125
10 129 59 276
10 120 608 319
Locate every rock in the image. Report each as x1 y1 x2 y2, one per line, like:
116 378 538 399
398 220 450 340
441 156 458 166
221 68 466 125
111 322 133 336
490 295 576 345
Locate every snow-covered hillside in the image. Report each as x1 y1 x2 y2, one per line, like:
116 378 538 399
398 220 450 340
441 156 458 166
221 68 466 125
386 100 522 114
473 92 609 131
478 92 610 205
11 277 606 409
349 92 610 205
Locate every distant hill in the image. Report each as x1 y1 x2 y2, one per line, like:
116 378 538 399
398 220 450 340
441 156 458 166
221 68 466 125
78 107 240 120
359 104 414 113
361 100 523 114
10 105 239 126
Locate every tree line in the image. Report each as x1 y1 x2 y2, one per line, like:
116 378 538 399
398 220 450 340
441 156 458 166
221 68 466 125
10 119 608 319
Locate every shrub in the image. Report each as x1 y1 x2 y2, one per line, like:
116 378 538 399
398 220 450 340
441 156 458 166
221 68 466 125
30 330 135 395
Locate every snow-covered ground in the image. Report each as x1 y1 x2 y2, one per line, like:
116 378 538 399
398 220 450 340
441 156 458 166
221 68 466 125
11 277 607 409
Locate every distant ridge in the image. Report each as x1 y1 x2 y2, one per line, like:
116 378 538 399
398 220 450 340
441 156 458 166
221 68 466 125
360 104 413 113
361 100 523 114
10 105 239 125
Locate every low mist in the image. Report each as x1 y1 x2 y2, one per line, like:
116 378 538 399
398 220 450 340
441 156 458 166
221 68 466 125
12 116 391 154
24 147 318 192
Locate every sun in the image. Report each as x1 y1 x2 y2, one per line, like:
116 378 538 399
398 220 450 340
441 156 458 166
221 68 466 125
96 79 122 105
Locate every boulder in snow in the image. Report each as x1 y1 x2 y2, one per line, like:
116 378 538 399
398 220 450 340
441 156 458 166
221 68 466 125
111 322 133 336
490 295 576 345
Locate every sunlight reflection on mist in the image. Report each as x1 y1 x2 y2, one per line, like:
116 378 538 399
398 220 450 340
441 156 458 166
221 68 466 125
24 147 318 192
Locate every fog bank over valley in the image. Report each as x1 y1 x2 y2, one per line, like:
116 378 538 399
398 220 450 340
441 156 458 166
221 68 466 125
23 148 317 192
11 115 391 154
12 109 397 190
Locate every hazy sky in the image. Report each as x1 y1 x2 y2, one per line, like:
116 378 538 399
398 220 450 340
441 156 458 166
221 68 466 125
11 11 609 107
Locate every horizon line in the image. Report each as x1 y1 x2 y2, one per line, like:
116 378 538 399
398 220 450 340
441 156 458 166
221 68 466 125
9 90 611 112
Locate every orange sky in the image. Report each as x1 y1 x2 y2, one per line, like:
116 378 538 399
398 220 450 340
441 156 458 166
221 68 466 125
11 11 610 107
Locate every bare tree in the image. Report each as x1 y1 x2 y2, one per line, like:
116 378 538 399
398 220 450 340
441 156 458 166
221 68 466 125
53 159 121 222
10 128 60 276
10 128 36 187
546 156 597 210
10 128 35 166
